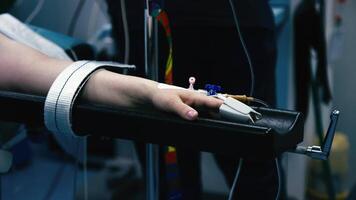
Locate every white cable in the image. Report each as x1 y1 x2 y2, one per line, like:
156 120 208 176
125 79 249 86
227 2 281 200
226 1 254 199
87 2 100 40
25 0 46 24
227 158 243 200
228 158 281 200
227 0 255 97
68 0 86 36
94 0 110 18
72 139 79 199
69 49 79 61
275 158 281 200
83 138 88 200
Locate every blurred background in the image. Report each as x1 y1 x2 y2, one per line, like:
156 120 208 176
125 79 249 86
0 0 355 199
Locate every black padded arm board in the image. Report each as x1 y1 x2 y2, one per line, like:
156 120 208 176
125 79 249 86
0 91 304 159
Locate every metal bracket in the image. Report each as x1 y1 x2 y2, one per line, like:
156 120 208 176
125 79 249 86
291 110 340 160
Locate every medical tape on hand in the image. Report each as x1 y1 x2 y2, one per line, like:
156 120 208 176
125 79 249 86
44 61 135 137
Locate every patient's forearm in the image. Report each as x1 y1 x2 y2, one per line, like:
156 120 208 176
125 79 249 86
0 33 156 108
0 33 70 95
0 33 222 120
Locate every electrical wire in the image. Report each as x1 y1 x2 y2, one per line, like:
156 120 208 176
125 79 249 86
252 98 270 108
25 0 46 24
227 1 283 198
228 0 255 97
0 169 2 200
227 1 254 199
226 97 280 200
83 138 88 200
87 1 110 40
227 158 243 200
69 49 79 61
226 97 268 200
72 139 80 200
94 0 110 19
68 0 86 36
42 163 67 200
72 138 88 200
227 158 281 200
87 1 100 40
275 158 281 200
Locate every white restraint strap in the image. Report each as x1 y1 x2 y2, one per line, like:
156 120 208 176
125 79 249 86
44 61 135 137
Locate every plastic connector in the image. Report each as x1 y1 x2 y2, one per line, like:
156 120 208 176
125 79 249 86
226 94 254 104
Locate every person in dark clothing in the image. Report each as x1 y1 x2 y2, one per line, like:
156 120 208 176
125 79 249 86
106 0 278 199
294 0 332 117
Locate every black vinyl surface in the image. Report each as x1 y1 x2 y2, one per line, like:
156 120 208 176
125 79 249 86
0 91 304 158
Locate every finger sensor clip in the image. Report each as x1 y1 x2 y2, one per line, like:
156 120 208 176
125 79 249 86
217 94 262 123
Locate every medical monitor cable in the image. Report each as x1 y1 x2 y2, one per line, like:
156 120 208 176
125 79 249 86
68 0 86 36
252 98 270 108
227 159 243 200
227 0 281 199
94 0 110 19
25 0 46 24
226 0 254 199
225 98 281 199
275 158 281 200
228 0 254 97
82 138 88 200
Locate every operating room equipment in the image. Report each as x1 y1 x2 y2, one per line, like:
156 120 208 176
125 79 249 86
157 82 339 160
0 89 340 200
0 1 340 200
0 89 339 159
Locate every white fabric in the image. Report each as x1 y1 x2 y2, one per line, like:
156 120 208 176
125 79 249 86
45 61 134 138
0 13 71 61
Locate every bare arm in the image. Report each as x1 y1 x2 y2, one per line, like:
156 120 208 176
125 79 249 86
0 33 222 120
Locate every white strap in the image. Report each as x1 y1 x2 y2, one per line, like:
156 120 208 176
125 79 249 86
44 60 89 134
44 61 135 137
